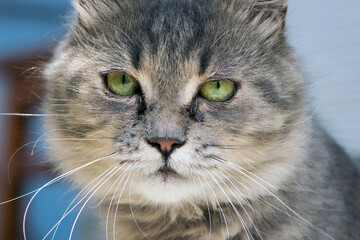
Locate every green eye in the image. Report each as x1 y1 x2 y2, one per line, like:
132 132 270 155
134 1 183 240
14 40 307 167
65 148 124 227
199 80 236 101
106 73 140 96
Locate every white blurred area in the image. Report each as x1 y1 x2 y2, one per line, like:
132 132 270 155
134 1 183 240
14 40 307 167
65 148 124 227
286 0 360 158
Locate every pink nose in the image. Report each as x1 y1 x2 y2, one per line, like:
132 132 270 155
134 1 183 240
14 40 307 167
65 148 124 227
151 138 181 153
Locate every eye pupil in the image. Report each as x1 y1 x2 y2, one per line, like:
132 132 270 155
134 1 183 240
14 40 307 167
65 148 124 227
122 74 126 84
217 81 221 89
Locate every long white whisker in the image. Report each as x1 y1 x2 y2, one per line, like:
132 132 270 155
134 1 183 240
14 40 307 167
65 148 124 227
212 156 277 191
22 152 119 240
222 167 293 239
205 170 253 240
31 128 113 156
107 165 134 239
48 163 122 240
218 171 254 212
68 163 125 240
105 165 133 240
7 141 39 185
196 176 212 240
112 166 135 240
5 136 111 186
2 149 113 204
199 173 230 240
257 196 305 224
129 174 151 240
94 163 130 208
284 105 319 127
222 161 335 240
213 171 263 240
0 113 59 117
106 172 125 240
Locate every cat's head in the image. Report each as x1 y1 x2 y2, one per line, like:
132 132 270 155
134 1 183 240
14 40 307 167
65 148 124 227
44 0 306 206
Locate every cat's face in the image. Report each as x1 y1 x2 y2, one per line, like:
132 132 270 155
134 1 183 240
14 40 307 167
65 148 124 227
45 0 306 206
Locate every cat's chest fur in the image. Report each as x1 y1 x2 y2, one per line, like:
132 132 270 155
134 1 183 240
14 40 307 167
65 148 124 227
43 0 360 239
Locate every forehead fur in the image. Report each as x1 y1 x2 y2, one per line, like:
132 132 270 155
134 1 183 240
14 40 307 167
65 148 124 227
70 0 288 74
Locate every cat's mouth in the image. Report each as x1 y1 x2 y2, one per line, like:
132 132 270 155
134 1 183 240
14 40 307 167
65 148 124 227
157 166 178 182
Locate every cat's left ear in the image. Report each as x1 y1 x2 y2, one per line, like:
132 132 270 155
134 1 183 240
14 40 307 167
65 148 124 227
252 0 288 29
242 0 288 45
253 0 287 13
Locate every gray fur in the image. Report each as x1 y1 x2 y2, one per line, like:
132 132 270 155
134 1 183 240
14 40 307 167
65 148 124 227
44 0 360 239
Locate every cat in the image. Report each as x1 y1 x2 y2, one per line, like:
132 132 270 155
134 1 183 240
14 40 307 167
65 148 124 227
41 0 360 239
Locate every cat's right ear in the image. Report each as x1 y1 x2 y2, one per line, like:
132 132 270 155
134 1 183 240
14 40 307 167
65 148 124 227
73 0 104 27
73 0 128 26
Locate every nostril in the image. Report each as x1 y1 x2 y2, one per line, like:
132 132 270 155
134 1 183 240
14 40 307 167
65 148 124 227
148 140 161 151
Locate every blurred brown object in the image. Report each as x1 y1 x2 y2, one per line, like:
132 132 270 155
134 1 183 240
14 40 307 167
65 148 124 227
0 51 52 240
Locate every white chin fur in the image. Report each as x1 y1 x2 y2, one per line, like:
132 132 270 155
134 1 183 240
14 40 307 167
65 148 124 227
133 177 201 204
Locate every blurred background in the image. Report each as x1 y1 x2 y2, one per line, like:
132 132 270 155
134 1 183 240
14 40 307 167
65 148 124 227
0 0 359 239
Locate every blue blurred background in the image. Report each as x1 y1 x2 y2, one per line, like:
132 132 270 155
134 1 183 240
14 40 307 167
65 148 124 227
0 0 359 239
0 1 102 239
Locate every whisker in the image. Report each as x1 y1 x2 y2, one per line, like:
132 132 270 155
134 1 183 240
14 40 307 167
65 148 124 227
220 160 335 240
213 156 277 191
218 171 254 212
48 162 122 240
0 113 59 117
194 176 212 240
0 180 56 205
258 196 306 225
68 164 125 240
105 165 133 240
7 141 41 186
129 174 151 240
31 128 113 156
106 174 123 240
213 171 263 240
199 173 230 240
222 167 305 235
94 163 130 208
205 170 253 240
22 152 119 240
32 91 48 104
207 145 261 150
113 166 135 240
6 136 113 185
284 105 319 127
